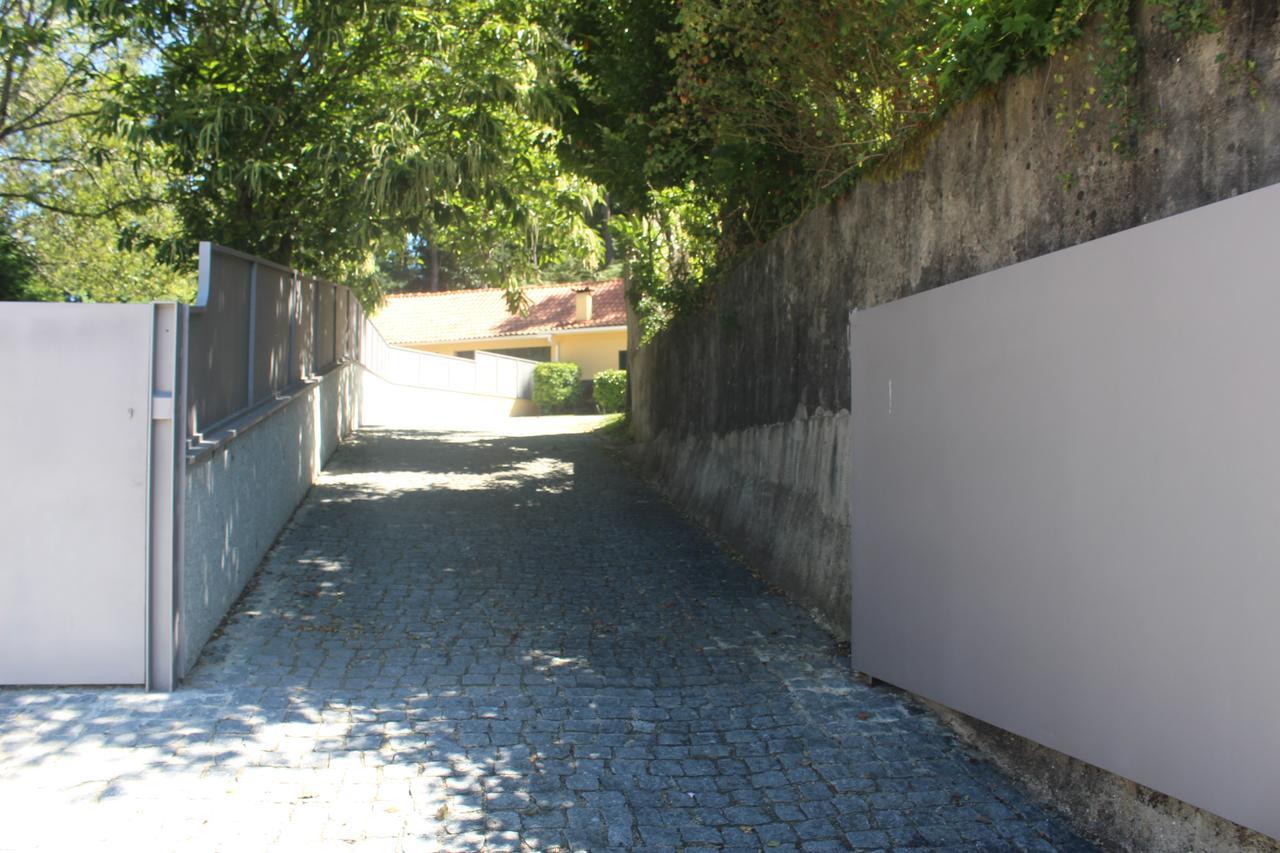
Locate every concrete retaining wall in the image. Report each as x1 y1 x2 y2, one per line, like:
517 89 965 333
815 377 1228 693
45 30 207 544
630 409 851 635
180 363 360 675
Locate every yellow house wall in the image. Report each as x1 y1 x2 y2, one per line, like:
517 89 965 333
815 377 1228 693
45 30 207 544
552 329 628 378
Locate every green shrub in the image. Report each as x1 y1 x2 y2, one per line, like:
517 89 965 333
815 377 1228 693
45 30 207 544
532 362 582 413
593 369 627 413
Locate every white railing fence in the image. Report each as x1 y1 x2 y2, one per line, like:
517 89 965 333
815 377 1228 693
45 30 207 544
357 320 534 399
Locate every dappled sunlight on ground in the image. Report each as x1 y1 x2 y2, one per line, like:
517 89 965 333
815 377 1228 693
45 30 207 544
0 418 1096 851
321 457 574 498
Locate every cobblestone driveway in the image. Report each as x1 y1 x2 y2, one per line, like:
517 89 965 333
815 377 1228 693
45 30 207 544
0 418 1096 851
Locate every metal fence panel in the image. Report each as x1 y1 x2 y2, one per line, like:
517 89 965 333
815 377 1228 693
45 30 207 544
315 282 336 370
192 246 355 436
347 291 359 361
189 249 251 434
335 284 349 364
252 263 292 404
848 183 1280 840
295 277 315 381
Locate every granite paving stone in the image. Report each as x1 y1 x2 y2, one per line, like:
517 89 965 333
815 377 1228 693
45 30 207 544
0 417 1097 851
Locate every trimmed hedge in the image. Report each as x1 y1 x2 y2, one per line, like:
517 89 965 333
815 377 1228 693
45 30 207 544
532 361 582 413
593 369 627 413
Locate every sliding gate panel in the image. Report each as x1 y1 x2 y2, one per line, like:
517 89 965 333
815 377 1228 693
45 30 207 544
849 183 1280 839
0 304 154 685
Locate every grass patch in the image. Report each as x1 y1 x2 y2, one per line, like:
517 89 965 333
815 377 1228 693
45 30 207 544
594 412 632 442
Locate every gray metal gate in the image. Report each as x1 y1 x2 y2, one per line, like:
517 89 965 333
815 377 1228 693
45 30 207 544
0 303 182 687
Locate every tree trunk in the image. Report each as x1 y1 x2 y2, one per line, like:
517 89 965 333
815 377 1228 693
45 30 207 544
602 195 615 266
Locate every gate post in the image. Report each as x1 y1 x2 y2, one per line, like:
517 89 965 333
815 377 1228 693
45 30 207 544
147 303 187 691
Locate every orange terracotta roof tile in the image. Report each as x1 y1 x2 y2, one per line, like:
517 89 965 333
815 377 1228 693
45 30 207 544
372 279 627 345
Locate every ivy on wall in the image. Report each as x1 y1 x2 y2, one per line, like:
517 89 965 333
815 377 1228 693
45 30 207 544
564 0 1228 338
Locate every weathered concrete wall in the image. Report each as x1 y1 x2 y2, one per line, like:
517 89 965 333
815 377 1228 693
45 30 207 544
180 364 360 675
630 3 1280 848
631 0 1280 633
632 410 851 636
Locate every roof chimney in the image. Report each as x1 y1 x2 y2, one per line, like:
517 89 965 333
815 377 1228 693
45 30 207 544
573 286 593 324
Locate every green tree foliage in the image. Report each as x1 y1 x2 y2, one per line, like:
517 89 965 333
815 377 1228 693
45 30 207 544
555 0 680 215
612 183 717 341
417 142 606 300
0 0 116 214
92 0 606 308
16 182 191 302
654 0 1107 247
557 0 1217 333
0 2 190 302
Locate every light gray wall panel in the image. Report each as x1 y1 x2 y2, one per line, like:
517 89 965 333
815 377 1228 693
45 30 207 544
0 304 152 684
849 183 1280 839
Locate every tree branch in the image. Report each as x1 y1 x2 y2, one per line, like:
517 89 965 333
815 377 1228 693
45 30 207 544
0 189 161 217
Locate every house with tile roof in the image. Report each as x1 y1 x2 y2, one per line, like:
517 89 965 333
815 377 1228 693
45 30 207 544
371 279 628 379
